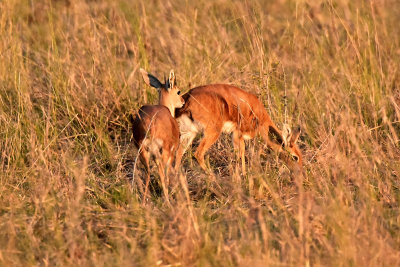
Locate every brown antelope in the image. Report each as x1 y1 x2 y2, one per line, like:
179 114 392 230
132 69 184 201
175 84 302 174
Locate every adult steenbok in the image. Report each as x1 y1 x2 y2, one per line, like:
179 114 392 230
175 84 302 174
132 69 184 201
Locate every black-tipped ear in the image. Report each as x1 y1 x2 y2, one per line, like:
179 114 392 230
164 75 170 90
140 68 163 89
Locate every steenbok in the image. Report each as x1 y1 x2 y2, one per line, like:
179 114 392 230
175 84 302 174
132 69 184 201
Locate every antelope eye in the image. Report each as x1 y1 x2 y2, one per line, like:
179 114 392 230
177 90 181 95
292 155 299 162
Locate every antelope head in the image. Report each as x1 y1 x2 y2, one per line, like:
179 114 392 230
282 125 302 165
140 68 185 117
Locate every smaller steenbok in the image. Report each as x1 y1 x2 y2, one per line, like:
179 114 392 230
175 84 302 174
132 69 184 201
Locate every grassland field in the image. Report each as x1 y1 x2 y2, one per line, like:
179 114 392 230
0 0 400 266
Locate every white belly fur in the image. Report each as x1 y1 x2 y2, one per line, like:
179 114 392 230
222 121 236 133
177 115 202 148
177 114 202 134
243 134 252 140
178 116 251 140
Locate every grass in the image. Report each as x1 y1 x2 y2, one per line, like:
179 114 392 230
1 0 400 265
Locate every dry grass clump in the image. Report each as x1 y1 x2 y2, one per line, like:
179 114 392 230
0 0 399 265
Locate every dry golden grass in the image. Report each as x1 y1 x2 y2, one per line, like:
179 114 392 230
1 0 400 265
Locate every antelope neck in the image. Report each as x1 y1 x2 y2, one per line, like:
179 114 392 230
159 93 175 117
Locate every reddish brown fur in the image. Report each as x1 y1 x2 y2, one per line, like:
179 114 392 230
133 69 184 202
175 84 302 174
133 105 180 154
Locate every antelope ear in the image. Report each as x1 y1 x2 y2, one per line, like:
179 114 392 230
140 68 163 89
282 124 292 147
289 126 301 146
167 69 175 91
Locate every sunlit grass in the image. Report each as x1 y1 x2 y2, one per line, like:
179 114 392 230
0 0 399 265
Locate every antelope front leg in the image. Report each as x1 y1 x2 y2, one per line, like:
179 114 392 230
194 127 221 171
156 158 170 205
139 149 151 203
160 149 174 205
175 130 197 171
233 131 246 175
